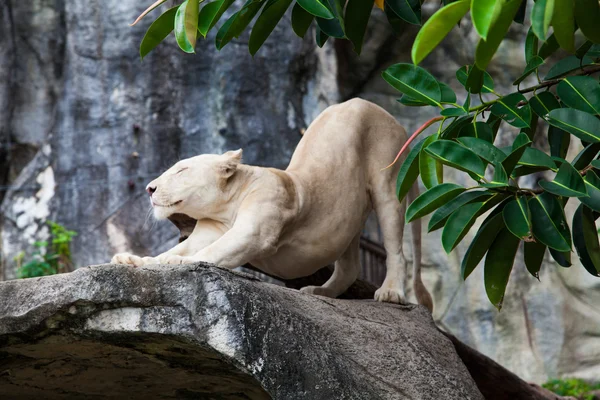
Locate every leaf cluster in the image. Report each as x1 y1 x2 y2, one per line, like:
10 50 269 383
385 0 600 309
16 221 77 279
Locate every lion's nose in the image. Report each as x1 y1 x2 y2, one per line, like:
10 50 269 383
146 185 157 196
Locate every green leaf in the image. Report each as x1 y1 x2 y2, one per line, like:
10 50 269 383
576 40 594 59
466 64 485 94
140 6 179 59
456 65 495 94
586 44 600 57
471 0 501 40
538 33 559 60
315 25 329 47
490 93 531 128
549 247 572 267
441 108 467 117
539 161 588 197
383 2 406 35
174 0 199 53
216 0 265 50
574 0 600 44
489 162 509 186
462 91 471 111
475 0 522 69
525 27 539 63
557 76 600 115
406 183 465 222
518 147 557 170
514 0 526 23
382 63 442 107
573 204 600 275
420 134 441 189
199 0 234 37
458 122 494 143
461 212 505 280
396 139 426 202
529 91 561 118
386 0 421 25
544 55 593 80
411 0 469 64
484 227 520 310
442 201 488 253
398 95 428 107
292 2 314 38
531 0 554 41
215 12 239 50
297 0 334 19
345 0 373 54
249 0 294 55
581 170 600 212
552 0 575 52
593 160 600 169
425 140 486 177
513 56 544 86
529 192 572 252
316 0 344 38
457 136 506 164
487 113 502 140
503 197 532 239
440 115 471 139
572 143 600 170
548 126 570 159
440 83 458 104
524 241 546 280
429 191 492 232
545 108 600 143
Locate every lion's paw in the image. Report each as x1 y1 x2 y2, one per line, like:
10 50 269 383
156 254 195 265
111 253 146 267
299 286 335 298
374 285 408 304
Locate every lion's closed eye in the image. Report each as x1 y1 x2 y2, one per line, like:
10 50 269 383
176 168 188 174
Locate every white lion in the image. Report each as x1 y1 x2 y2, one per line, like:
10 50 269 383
112 98 433 311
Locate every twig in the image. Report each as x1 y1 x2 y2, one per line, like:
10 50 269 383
381 116 443 170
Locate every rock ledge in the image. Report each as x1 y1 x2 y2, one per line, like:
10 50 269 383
0 264 483 399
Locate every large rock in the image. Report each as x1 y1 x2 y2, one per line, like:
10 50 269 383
1 0 599 385
0 263 483 399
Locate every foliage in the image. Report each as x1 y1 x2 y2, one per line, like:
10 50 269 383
543 378 600 399
16 221 77 279
132 0 600 309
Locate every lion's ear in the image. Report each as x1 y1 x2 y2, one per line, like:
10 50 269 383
218 149 243 178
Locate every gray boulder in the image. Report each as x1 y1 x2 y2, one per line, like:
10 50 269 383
0 263 483 399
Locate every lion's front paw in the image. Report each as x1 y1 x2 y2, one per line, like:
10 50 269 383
111 253 146 267
156 254 195 265
374 283 408 304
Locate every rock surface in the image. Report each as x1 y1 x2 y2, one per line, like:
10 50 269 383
0 263 483 399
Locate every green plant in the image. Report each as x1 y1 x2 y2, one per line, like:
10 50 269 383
132 0 600 309
17 221 77 279
543 378 600 399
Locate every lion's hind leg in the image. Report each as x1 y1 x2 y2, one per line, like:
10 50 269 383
371 178 409 304
300 234 361 299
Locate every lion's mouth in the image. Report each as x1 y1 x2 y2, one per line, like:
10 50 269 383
152 200 183 208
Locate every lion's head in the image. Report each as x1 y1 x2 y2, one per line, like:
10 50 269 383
146 149 243 220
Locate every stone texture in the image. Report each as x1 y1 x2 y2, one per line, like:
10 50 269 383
1 0 599 385
0 263 483 399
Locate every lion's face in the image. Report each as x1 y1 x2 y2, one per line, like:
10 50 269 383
146 149 242 220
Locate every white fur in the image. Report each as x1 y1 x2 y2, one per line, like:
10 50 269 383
112 99 432 309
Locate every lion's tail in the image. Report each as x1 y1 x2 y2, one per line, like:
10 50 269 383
408 183 433 313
